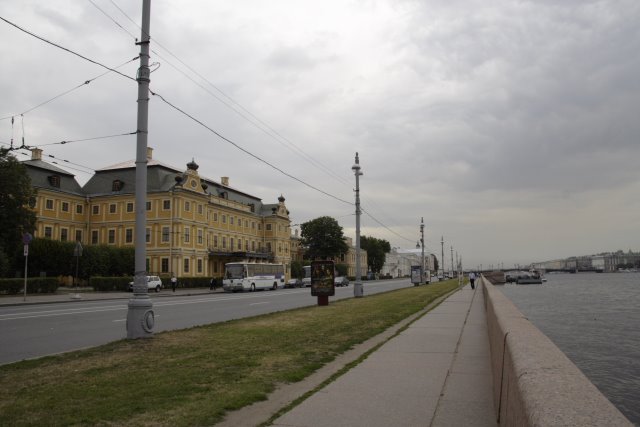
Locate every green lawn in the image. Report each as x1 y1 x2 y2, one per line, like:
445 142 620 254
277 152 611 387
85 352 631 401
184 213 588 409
0 281 459 426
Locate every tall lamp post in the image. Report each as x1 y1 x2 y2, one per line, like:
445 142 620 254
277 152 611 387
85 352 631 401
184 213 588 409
72 241 83 300
127 0 154 339
352 152 364 298
416 217 425 284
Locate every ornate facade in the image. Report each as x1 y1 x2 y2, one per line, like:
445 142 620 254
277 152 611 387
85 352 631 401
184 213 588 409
23 147 292 279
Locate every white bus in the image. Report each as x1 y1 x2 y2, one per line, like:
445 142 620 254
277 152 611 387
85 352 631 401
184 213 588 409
302 265 311 287
223 262 285 292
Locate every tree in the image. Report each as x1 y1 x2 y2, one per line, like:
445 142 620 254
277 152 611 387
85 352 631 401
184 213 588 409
290 260 304 279
0 149 36 276
300 216 348 260
360 236 391 274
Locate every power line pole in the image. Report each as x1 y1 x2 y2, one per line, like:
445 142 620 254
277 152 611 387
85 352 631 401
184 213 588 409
450 245 454 278
352 152 363 298
127 0 154 339
440 236 444 279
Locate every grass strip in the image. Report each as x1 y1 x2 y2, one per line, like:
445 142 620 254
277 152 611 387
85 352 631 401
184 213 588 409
0 281 458 426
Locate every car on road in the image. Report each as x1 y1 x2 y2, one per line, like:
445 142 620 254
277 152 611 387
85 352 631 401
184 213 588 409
285 278 303 288
128 275 163 292
334 276 349 287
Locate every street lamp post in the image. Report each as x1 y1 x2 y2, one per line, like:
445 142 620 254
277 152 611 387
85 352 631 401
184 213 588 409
416 217 425 285
352 152 364 298
72 241 83 300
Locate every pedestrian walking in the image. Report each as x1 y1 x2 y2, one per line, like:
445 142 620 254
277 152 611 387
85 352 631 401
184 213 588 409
469 271 476 290
210 277 217 291
171 275 177 292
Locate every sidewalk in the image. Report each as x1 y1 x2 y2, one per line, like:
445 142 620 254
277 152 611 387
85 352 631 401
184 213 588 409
0 287 222 307
272 283 497 427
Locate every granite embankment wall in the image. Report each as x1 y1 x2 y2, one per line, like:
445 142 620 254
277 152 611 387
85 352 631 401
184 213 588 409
481 277 632 426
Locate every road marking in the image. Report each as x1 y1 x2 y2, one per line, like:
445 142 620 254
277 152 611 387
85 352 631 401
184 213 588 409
249 302 269 306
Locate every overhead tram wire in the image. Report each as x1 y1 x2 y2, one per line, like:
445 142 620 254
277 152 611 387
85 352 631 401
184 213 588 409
360 207 417 245
0 15 135 82
148 88 353 206
0 57 139 122
95 0 351 187
37 130 138 147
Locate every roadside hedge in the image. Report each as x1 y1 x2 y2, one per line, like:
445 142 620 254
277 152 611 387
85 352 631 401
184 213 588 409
89 277 132 292
0 278 59 294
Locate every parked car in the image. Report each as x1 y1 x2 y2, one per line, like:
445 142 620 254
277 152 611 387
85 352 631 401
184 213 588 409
285 278 303 288
334 276 349 287
128 275 163 292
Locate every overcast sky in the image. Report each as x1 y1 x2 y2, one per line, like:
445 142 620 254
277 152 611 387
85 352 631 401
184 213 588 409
1 0 639 270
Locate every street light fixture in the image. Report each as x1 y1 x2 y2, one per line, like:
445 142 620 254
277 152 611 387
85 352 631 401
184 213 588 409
417 217 426 285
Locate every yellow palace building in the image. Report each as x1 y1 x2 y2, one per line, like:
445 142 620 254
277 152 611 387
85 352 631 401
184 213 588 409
22 147 293 280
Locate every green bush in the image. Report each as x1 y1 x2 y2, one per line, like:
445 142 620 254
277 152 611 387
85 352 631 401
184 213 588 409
0 277 59 294
90 276 131 292
174 277 211 288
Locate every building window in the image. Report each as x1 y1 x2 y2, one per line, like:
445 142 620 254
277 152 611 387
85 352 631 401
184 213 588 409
244 220 248 228
91 230 99 244
61 202 69 212
184 201 190 212
126 202 134 213
222 237 226 249
44 226 52 239
183 258 190 273
230 216 234 225
146 228 151 243
76 204 83 214
60 228 68 241
214 212 218 221
214 235 218 248
252 241 255 251
163 200 171 210
146 201 151 211
45 199 54 210
108 229 116 244
197 259 203 273
252 222 255 230
48 175 60 187
184 227 190 243
112 180 124 191
197 229 203 244
162 227 170 243
245 240 249 251
75 230 82 242
161 258 169 273
258 224 262 231
222 215 226 224
109 203 117 214
230 238 234 250
266 224 272 231
125 228 133 244
213 262 218 273
267 242 272 252
237 239 242 250
92 205 100 215
197 204 203 215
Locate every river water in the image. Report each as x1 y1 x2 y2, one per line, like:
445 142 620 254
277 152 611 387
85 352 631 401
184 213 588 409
498 272 640 425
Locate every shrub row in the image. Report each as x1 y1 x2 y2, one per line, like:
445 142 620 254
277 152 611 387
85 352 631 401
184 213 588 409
89 276 133 292
0 278 59 294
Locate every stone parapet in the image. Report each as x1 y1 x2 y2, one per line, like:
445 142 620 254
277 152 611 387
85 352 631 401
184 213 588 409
482 277 632 426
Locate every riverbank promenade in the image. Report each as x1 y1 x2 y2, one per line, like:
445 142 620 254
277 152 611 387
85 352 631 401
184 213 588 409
271 283 496 427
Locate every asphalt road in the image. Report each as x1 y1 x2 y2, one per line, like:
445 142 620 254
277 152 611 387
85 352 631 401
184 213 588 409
0 279 412 365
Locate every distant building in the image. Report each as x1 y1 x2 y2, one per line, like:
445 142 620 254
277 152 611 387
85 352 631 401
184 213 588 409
22 147 292 279
381 248 434 278
290 233 367 279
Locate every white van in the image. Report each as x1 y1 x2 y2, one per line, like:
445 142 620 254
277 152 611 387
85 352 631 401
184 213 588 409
128 276 163 292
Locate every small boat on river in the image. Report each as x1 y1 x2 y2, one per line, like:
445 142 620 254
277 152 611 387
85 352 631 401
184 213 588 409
516 269 544 285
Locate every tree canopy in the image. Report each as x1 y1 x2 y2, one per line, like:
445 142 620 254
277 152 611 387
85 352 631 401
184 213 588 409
0 149 36 275
360 235 391 273
300 216 348 260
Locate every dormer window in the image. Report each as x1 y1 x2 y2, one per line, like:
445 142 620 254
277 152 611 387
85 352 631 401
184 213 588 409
48 175 60 188
112 180 124 192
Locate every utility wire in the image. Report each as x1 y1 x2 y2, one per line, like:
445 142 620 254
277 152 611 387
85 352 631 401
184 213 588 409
0 15 135 82
95 0 350 186
0 57 138 121
149 88 353 206
37 130 137 147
